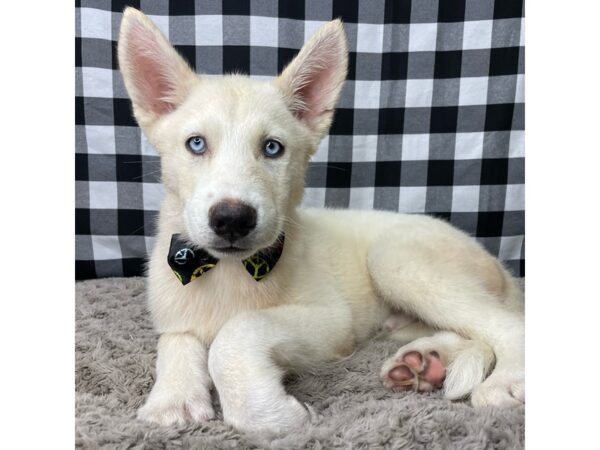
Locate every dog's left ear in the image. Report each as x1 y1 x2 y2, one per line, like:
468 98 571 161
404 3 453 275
275 20 348 139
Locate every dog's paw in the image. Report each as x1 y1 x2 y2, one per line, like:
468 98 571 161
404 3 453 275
471 372 524 408
225 394 310 434
137 392 215 426
381 341 446 393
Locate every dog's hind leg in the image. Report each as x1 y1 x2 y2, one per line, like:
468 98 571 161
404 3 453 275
381 330 495 400
367 221 524 407
208 302 355 434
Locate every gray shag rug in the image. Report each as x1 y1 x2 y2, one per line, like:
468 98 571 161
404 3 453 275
76 277 525 449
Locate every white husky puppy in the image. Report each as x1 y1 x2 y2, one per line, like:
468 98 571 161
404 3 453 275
118 8 524 433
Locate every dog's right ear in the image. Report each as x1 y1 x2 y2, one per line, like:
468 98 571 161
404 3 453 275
118 7 197 129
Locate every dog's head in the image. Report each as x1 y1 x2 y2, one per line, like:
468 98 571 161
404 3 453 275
118 8 347 259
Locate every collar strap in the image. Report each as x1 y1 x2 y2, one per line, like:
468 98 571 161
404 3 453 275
167 234 285 285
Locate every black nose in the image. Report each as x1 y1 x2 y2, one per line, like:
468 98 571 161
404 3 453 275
208 200 257 242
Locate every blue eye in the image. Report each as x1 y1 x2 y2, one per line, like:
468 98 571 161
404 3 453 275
186 136 206 155
263 139 284 158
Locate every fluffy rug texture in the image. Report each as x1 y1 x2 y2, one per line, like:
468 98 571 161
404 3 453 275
76 277 525 449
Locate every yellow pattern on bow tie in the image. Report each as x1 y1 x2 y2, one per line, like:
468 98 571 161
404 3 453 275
173 271 183 283
243 256 270 280
190 263 217 281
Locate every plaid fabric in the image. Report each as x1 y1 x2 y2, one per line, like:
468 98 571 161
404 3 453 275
75 0 525 279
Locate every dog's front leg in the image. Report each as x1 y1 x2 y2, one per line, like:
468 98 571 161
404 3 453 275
138 332 214 425
208 304 352 434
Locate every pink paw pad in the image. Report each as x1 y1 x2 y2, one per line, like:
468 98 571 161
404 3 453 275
387 350 446 392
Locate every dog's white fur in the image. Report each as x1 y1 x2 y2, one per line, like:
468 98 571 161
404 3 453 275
118 8 525 433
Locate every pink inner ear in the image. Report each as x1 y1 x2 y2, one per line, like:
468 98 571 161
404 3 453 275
287 31 345 126
125 20 178 115
294 65 338 123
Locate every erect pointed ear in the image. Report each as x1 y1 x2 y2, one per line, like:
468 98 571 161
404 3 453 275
275 20 348 139
117 7 197 129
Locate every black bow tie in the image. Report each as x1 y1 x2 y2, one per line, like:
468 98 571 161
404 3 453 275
167 234 285 285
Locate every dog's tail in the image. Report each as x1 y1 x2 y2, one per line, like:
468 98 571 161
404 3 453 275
443 339 496 400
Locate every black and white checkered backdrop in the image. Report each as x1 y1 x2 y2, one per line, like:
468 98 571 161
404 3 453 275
75 0 525 279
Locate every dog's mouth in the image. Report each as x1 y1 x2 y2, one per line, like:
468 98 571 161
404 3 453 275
207 231 281 260
211 245 248 254
207 244 256 259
